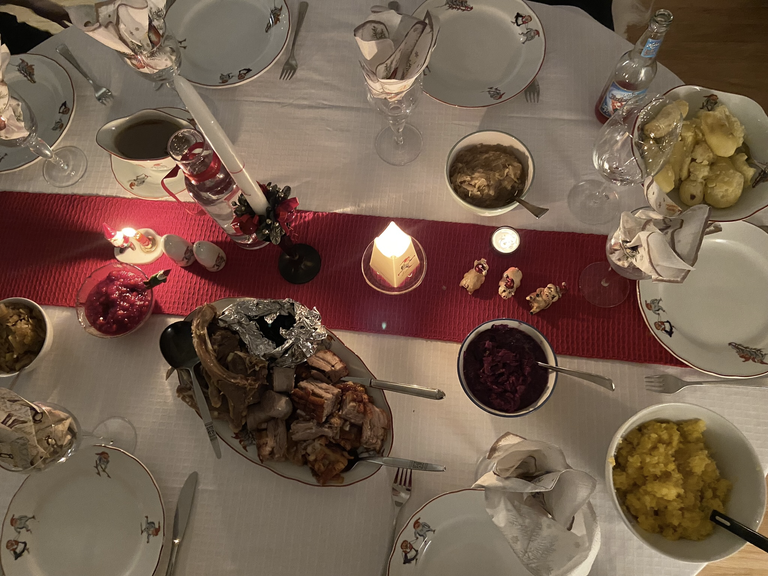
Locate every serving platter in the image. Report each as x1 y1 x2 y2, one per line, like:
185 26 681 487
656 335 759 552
0 54 75 173
166 0 290 88
413 0 545 108
0 446 164 576
387 488 599 576
180 298 394 487
638 221 768 378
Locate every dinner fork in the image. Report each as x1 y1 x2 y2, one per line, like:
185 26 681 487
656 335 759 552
524 78 540 103
56 45 114 105
280 1 308 80
390 468 412 546
644 374 768 394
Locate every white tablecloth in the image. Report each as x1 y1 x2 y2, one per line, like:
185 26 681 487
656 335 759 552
1 2 767 576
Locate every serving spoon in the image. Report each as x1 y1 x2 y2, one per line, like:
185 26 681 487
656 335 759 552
511 188 549 219
537 362 615 391
710 510 768 554
160 321 222 458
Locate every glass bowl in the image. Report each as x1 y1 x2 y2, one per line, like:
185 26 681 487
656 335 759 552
76 262 154 338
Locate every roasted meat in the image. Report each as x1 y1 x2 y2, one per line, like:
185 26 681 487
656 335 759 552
307 349 349 383
336 381 369 425
361 403 389 452
303 436 350 484
246 390 293 431
257 419 288 462
291 379 341 423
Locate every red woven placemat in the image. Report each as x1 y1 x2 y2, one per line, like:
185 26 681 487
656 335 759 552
0 191 680 365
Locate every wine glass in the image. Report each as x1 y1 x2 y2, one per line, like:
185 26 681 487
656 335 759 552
0 88 87 187
123 33 182 89
0 399 137 474
365 77 423 166
568 93 683 224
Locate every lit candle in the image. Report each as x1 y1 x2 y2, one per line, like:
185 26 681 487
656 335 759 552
102 223 131 249
369 222 420 287
122 227 156 252
491 226 521 254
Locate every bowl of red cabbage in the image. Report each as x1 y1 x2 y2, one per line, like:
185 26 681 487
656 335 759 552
458 319 557 417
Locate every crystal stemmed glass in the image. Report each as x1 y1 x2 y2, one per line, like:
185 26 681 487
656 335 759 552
0 400 137 474
568 93 683 224
0 89 87 187
365 77 423 166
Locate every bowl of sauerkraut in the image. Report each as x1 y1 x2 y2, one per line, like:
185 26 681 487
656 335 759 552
652 86 768 221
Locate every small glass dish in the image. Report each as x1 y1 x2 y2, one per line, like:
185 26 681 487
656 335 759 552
76 262 154 338
361 238 427 295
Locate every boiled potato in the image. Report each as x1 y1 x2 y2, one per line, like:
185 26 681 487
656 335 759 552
704 157 744 208
679 178 705 206
689 161 711 182
644 100 688 139
700 105 745 157
655 164 676 193
731 153 756 190
691 142 716 165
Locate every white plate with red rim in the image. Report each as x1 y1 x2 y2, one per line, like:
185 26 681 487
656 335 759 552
413 0 545 108
0 54 75 173
637 221 768 378
166 0 290 88
0 445 165 576
179 297 394 487
387 488 599 576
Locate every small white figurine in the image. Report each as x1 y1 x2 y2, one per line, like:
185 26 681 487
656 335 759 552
193 241 227 272
526 282 566 314
162 234 195 267
460 258 489 295
498 267 523 300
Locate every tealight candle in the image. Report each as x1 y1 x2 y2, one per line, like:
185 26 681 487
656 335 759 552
491 226 521 254
369 222 420 288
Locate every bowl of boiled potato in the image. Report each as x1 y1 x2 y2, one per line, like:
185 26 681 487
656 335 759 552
651 85 768 221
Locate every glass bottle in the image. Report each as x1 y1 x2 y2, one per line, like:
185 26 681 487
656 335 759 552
594 9 673 123
168 129 266 249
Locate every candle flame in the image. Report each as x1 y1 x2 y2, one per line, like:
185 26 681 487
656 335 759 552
374 222 412 258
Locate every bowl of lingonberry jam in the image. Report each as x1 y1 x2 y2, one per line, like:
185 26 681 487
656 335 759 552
76 262 155 338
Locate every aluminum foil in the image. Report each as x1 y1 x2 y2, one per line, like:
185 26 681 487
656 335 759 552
218 299 327 367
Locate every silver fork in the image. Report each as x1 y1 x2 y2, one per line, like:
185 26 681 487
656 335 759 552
524 77 540 103
644 373 768 394
56 45 114 105
389 468 412 550
280 1 309 80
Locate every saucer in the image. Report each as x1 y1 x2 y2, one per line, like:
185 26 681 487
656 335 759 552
0 54 75 173
110 155 187 199
167 0 290 88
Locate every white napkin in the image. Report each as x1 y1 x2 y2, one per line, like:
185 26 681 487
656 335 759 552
354 9 439 97
608 204 711 283
0 40 30 141
473 433 598 576
67 0 174 74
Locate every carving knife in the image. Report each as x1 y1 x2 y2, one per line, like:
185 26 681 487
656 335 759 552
165 471 198 576
340 376 445 400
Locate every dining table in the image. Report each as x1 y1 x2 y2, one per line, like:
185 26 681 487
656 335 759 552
1 1 767 575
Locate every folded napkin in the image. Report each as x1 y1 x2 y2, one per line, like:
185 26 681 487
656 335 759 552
473 433 599 576
0 39 29 141
608 203 711 283
355 9 439 97
67 0 175 74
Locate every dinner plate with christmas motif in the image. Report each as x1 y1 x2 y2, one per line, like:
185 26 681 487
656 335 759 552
638 220 768 378
166 0 290 88
413 0 545 107
0 445 164 576
0 54 75 174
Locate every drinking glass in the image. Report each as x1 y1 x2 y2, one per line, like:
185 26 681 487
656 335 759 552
0 89 87 187
365 78 423 166
568 93 683 224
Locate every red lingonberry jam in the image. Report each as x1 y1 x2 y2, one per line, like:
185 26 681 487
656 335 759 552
83 270 152 336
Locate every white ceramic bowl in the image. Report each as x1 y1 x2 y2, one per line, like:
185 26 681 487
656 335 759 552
0 297 52 378
664 85 768 222
606 403 766 563
445 130 535 217
457 319 557 417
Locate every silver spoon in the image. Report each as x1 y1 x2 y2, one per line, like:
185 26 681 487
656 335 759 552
159 321 222 458
512 189 549 219
537 362 615 391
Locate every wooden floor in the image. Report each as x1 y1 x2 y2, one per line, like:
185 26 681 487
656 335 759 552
626 2 768 568
3 0 767 572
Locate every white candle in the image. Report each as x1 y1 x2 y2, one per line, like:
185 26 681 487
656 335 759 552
173 75 269 214
369 222 420 287
491 226 521 254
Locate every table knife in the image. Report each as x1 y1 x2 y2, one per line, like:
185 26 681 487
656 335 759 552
360 456 445 471
341 376 445 400
165 471 198 576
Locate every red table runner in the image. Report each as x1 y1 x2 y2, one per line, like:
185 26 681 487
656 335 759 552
0 191 681 366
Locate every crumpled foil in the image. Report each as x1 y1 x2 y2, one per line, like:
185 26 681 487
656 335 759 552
218 299 327 367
